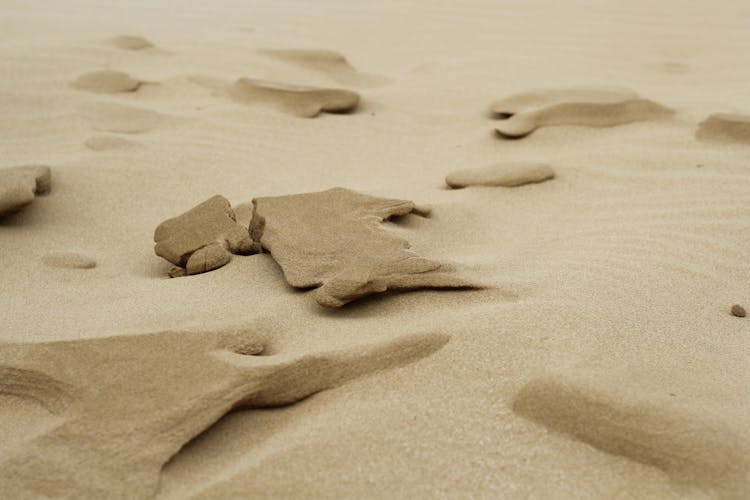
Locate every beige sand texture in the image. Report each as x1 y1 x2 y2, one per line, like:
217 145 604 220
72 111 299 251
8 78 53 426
1 0 750 498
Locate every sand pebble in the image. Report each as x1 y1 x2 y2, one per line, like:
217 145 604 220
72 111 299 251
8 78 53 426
730 304 746 318
446 162 555 188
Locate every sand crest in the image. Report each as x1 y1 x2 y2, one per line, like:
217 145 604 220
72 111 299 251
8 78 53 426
251 187 477 307
154 195 256 276
229 78 360 117
491 87 673 138
0 329 448 498
446 162 555 188
0 165 51 217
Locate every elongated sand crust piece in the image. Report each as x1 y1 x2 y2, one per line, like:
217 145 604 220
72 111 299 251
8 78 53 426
490 87 673 138
513 376 750 498
0 329 448 498
696 113 750 144
446 162 555 188
250 187 477 307
0 165 51 217
72 70 142 93
229 78 359 117
154 195 255 276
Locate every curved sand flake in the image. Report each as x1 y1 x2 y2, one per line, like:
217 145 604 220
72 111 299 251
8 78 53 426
513 376 750 498
250 187 477 307
446 162 555 188
72 70 142 93
0 329 448 498
696 113 750 144
229 78 359 118
0 165 51 217
154 195 255 276
491 87 673 138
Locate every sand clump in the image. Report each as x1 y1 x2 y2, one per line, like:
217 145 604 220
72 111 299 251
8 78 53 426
0 329 449 498
154 195 256 276
446 162 555 188
696 113 750 144
250 187 477 307
513 375 750 498
72 70 143 93
0 165 51 217
110 35 154 50
229 78 360 117
491 87 673 138
730 304 746 317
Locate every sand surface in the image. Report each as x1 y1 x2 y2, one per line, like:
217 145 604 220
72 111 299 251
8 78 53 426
1 0 749 498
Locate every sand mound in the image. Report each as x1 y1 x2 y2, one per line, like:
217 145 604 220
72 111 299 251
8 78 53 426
250 187 477 307
259 48 387 87
229 78 359 117
81 102 160 134
72 70 142 93
0 329 448 498
154 195 256 276
0 165 51 217
513 376 750 497
84 135 138 151
695 113 750 144
446 162 555 188
42 252 96 269
110 35 154 50
491 87 673 138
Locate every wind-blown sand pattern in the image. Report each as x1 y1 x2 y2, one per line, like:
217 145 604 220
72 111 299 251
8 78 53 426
696 113 750 144
0 329 448 498
154 195 256 276
2 1 750 498
72 70 143 93
251 188 477 307
491 88 673 138
446 162 555 188
513 376 750 498
229 78 360 117
0 165 51 217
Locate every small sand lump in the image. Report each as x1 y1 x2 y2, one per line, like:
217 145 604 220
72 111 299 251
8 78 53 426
154 195 256 276
730 304 746 318
110 35 153 50
73 70 142 93
0 165 51 217
446 162 555 189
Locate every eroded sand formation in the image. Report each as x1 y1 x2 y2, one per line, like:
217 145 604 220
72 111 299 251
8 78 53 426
696 113 750 144
154 195 256 277
0 165 51 217
0 329 449 498
491 87 673 138
229 78 360 117
110 35 154 50
513 376 750 498
250 187 477 307
445 162 555 188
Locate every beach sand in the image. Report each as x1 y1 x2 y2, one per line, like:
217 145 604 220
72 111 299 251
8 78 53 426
1 0 749 497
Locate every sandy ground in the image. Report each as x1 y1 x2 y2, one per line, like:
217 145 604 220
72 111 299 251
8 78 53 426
1 0 749 498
